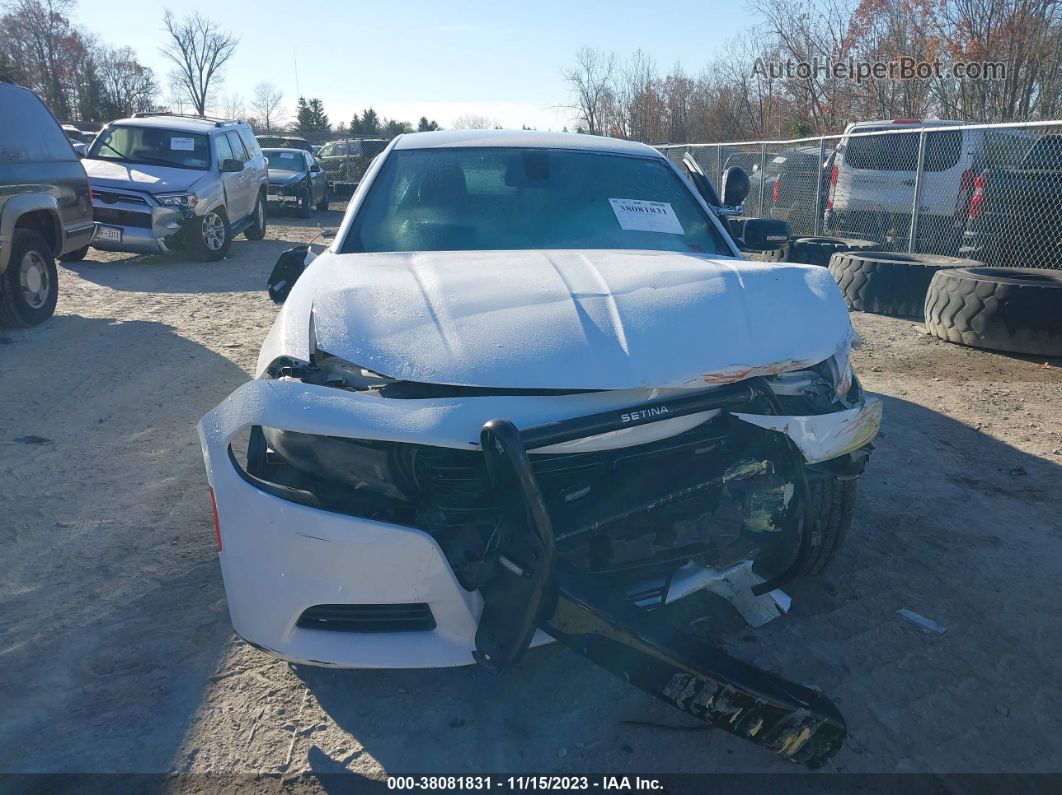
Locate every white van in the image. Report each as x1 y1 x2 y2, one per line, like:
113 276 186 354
825 119 1033 253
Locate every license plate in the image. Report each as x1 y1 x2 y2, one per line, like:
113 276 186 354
95 225 122 243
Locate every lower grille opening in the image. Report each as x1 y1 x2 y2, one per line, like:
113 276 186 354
296 603 436 633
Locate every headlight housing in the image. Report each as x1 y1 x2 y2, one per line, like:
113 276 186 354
156 192 200 209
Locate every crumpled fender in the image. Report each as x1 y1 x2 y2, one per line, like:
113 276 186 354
733 396 882 464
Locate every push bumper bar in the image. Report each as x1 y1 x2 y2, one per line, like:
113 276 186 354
475 380 848 768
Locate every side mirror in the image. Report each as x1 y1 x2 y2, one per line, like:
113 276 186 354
267 245 314 304
221 158 244 173
721 166 750 207
310 164 321 173
738 218 790 252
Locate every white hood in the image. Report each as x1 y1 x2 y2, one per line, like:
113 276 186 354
82 158 204 193
257 249 854 390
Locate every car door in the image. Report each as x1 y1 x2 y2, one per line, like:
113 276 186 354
224 131 254 219
306 153 324 202
214 133 246 219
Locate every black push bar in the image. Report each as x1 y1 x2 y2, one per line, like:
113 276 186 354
474 385 847 768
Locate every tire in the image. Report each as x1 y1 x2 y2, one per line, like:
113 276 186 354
787 236 878 266
296 187 312 219
0 229 59 328
924 267 1062 357
828 251 983 319
316 186 329 212
188 208 232 262
59 245 90 263
745 246 788 262
791 477 857 577
243 192 267 241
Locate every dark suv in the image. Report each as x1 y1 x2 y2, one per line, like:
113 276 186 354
0 83 94 327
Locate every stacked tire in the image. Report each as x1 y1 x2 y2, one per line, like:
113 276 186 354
787 236 878 266
828 252 983 320
924 267 1062 357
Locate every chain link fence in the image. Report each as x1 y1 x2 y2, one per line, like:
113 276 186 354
661 120 1062 269
254 130 392 196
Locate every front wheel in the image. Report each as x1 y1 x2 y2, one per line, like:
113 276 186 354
189 209 232 262
59 245 90 263
296 186 312 218
0 229 59 327
243 192 267 240
316 186 329 212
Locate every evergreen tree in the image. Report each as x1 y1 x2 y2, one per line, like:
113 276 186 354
417 116 440 131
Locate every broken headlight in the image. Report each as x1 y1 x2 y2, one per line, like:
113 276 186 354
261 427 420 503
766 346 861 413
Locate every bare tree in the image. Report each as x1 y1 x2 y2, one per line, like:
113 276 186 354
451 113 498 129
220 92 244 119
561 47 616 135
160 9 238 116
251 81 284 131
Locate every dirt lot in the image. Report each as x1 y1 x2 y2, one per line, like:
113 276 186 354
2 207 1061 782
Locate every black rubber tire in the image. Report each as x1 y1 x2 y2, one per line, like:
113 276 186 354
316 187 329 212
924 267 1062 357
188 208 232 262
828 251 983 319
787 236 878 266
745 246 788 262
243 192 267 240
59 245 90 263
296 187 312 218
791 477 857 577
0 229 59 328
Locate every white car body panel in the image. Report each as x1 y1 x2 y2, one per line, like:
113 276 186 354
201 129 880 669
199 377 879 668
256 250 854 390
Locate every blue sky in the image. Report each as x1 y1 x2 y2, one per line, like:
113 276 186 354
75 0 747 129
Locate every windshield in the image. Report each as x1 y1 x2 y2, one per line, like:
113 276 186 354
341 147 730 255
87 125 211 170
263 150 306 171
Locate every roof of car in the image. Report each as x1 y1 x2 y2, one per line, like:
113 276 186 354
393 129 662 157
107 115 237 133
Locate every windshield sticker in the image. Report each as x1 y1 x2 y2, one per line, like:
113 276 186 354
170 137 196 151
609 198 684 235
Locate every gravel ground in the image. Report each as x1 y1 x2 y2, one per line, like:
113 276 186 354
1 210 1061 783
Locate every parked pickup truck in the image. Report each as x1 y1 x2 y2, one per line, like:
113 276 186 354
960 134 1062 268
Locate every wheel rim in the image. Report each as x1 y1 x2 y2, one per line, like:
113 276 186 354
203 212 226 250
19 250 51 309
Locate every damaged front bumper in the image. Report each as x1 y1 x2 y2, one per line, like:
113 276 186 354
198 376 879 766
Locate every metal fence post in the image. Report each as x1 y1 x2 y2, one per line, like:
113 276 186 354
715 145 722 189
758 143 767 214
908 130 927 253
813 137 825 236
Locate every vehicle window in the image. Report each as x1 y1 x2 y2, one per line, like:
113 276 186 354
844 128 961 172
237 128 260 159
215 133 235 165
263 150 306 170
226 131 249 161
983 129 1037 167
342 147 731 256
87 125 210 169
318 143 333 157
1021 135 1062 169
0 86 76 163
364 140 388 158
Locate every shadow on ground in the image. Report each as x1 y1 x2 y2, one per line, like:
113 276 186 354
291 394 1062 775
0 315 245 773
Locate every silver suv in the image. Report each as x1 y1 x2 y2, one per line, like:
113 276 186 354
82 114 269 261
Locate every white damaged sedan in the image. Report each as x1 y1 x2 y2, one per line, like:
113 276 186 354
199 130 879 766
